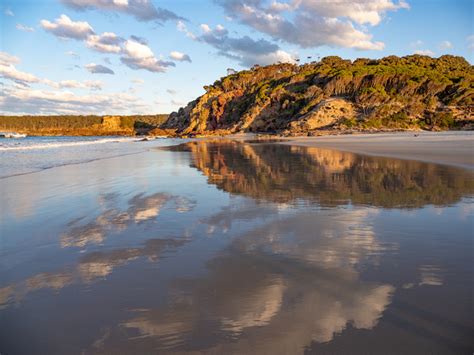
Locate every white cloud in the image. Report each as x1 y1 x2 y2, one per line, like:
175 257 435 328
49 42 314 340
438 40 452 51
0 85 148 115
196 24 296 67
169 51 192 62
0 63 40 84
177 20 196 39
61 0 183 23
297 0 409 26
43 79 103 90
0 51 105 90
120 39 175 73
0 52 20 66
414 49 435 56
85 63 115 74
215 0 407 50
40 15 174 74
4 9 14 16
16 24 35 32
40 14 94 40
85 32 123 53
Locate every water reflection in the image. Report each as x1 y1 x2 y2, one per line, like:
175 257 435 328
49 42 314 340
117 202 396 353
1 142 472 354
167 140 474 207
61 192 195 248
0 237 189 309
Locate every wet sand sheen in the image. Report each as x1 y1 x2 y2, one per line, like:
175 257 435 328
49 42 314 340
281 131 474 169
0 139 473 354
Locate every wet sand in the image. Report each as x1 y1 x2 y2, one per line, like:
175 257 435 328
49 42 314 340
282 132 474 169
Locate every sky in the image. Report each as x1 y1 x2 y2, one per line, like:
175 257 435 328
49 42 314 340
0 0 472 115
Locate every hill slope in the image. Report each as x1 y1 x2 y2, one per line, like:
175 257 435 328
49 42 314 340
163 55 474 135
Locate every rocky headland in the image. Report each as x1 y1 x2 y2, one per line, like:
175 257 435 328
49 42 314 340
162 55 473 137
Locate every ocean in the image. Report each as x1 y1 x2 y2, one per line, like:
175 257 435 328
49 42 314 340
0 136 180 178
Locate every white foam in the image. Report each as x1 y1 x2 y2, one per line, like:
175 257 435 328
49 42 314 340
0 137 137 151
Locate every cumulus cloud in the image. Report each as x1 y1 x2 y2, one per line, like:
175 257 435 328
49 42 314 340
41 15 175 74
61 0 183 23
1 51 104 91
215 0 408 50
0 51 39 84
414 49 435 56
296 0 409 26
196 24 295 66
0 85 148 115
177 20 196 39
85 63 115 74
85 32 123 53
0 63 39 84
40 14 94 40
120 39 175 73
16 24 35 32
438 40 452 51
0 52 20 66
169 51 191 62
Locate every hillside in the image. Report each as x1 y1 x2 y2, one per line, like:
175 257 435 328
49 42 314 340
0 115 168 136
163 55 474 136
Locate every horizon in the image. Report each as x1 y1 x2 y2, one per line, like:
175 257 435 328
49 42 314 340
1 0 473 116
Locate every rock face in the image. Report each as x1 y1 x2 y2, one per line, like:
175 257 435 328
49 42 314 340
163 55 474 135
289 99 356 132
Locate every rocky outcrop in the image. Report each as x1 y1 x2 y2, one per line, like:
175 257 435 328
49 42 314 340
163 55 474 135
289 99 356 133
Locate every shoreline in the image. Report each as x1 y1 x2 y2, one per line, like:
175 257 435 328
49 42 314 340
278 131 474 170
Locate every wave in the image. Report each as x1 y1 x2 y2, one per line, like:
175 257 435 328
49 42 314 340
0 137 138 151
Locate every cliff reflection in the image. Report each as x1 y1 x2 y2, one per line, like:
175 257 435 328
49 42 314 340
168 141 474 208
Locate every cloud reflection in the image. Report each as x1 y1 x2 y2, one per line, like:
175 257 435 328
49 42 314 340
60 192 195 248
119 202 397 353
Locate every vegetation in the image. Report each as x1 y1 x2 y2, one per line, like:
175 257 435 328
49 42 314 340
0 114 169 136
163 55 473 135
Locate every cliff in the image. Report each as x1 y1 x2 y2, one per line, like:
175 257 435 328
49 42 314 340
163 55 474 135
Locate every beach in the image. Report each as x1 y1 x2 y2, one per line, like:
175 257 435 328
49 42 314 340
282 131 474 169
0 133 473 354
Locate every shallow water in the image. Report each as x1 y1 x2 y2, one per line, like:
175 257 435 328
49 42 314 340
0 139 473 354
0 136 179 178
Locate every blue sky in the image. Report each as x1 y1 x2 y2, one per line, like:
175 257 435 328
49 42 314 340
0 0 472 115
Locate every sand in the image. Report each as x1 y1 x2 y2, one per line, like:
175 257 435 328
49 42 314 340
282 131 474 170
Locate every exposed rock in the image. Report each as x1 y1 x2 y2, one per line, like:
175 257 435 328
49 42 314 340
162 55 474 135
289 98 356 132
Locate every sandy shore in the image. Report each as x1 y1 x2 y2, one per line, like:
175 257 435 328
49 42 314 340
281 131 474 170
